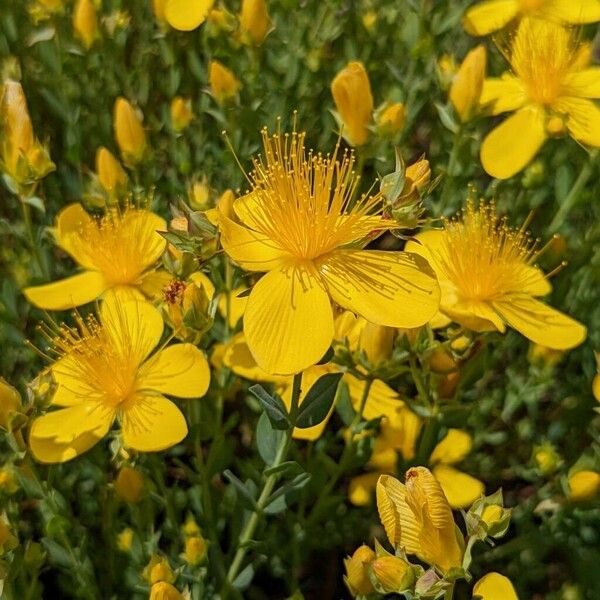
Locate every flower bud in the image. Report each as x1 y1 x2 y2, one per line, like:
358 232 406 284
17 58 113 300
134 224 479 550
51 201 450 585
331 61 373 146
113 97 146 164
343 545 376 596
449 45 486 122
207 8 237 33
359 322 395 365
145 556 174 584
0 517 18 556
533 443 561 475
149 581 184 600
189 180 210 211
0 467 17 494
96 147 127 197
182 515 201 538
568 470 600 502
209 60 241 105
528 343 563 368
73 0 99 50
0 378 21 431
428 348 458 373
170 97 193 132
437 54 457 89
371 555 413 593
114 466 144 503
117 527 134 552
404 158 431 193
377 102 405 137
362 11 377 33
239 0 270 46
480 504 511 537
183 535 207 566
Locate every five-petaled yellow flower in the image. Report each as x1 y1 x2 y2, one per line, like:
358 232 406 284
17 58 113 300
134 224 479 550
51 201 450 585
463 0 600 37
406 201 586 349
24 203 167 310
217 128 440 374
479 18 600 179
29 294 210 463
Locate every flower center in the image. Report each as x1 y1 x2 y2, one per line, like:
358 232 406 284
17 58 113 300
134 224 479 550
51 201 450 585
244 129 391 261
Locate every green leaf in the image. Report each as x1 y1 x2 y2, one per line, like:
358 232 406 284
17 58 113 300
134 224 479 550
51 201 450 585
264 473 311 510
255 412 285 466
249 384 290 430
435 102 459 134
232 563 255 590
296 372 343 428
222 470 258 511
263 461 304 478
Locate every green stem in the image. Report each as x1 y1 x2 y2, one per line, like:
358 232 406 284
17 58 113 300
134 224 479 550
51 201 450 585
439 125 463 213
224 372 303 589
548 152 596 231
20 198 48 278
444 582 455 600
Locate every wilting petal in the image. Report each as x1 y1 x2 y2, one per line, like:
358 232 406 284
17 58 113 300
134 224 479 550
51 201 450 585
462 0 519 36
479 76 527 115
493 295 586 350
320 250 440 329
472 572 518 600
349 472 380 506
122 394 187 451
558 97 600 147
138 343 210 398
244 261 334 375
165 0 214 31
480 105 547 179
563 68 600 99
54 203 96 269
24 271 108 310
101 294 164 365
430 429 473 465
433 464 485 510
219 214 291 272
541 0 600 24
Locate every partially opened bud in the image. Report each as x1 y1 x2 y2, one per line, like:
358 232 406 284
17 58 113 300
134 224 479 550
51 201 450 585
359 322 395 365
331 61 373 146
404 158 431 193
183 535 207 566
96 147 127 196
533 442 561 475
371 555 413 593
343 545 375 596
568 470 600 502
73 0 99 49
146 556 174 584
149 581 184 600
481 503 511 538
0 378 21 431
239 0 270 46
209 60 241 105
377 102 405 137
113 97 146 164
449 45 486 122
114 466 144 503
170 96 193 132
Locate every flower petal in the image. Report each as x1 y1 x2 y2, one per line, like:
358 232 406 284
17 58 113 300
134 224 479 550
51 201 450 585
541 0 600 24
481 105 547 179
344 373 402 420
480 76 527 115
137 343 210 398
562 68 600 99
430 429 473 465
493 295 586 350
462 0 519 36
219 214 291 272
222 333 285 383
319 250 440 329
122 394 188 451
558 97 600 147
139 270 173 300
349 473 380 506
121 210 167 271
244 262 334 375
444 299 506 333
218 286 248 327
23 271 108 310
54 203 96 269
521 265 552 297
101 293 164 365
165 0 214 31
433 464 484 510
472 572 518 600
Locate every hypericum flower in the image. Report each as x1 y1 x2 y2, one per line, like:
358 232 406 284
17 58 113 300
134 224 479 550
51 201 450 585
113 97 146 164
28 294 210 463
239 0 271 46
478 18 600 179
165 0 214 31
24 203 167 310
218 129 440 374
73 0 99 49
406 201 586 350
209 60 241 105
472 572 519 600
463 0 600 37
331 62 374 146
449 44 487 122
376 468 465 573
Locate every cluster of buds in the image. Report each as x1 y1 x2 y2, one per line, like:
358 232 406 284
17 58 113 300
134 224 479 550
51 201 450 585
0 80 54 197
181 516 207 567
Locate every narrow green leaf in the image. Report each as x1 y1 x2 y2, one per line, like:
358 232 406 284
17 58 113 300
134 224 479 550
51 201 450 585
249 384 290 430
296 372 343 428
223 470 258 511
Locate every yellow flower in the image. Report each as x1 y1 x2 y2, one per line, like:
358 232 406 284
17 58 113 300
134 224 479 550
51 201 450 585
165 0 214 31
0 80 54 188
149 581 184 600
114 466 144 503
28 293 210 463
209 60 241 105
533 442 561 475
183 536 207 566
73 0 99 49
343 545 376 597
117 527 134 552
113 97 147 164
170 97 193 132
359 321 395 366
217 129 440 374
472 572 519 600
568 470 600 502
449 45 486 122
0 378 21 431
370 555 413 593
24 203 167 310
96 147 127 197
376 468 465 573
376 102 406 137
145 555 175 584
331 62 374 146
239 0 271 46
478 18 600 179
152 0 167 24
463 0 600 37
406 201 586 350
